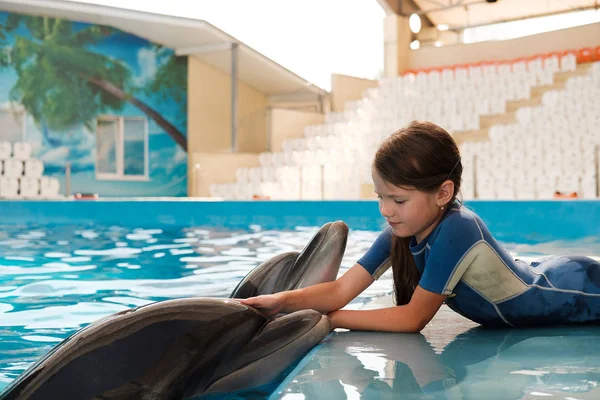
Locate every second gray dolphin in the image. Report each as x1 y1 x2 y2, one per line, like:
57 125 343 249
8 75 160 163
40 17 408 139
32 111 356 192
0 221 349 400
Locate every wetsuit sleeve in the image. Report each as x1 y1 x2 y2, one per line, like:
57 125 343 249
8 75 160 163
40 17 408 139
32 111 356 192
357 227 393 280
419 212 484 296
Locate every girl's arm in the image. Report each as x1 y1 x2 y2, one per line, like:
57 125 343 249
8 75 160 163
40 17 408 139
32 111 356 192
328 286 447 333
239 263 374 316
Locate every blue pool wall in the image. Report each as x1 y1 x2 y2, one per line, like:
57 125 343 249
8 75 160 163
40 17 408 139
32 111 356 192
0 199 598 244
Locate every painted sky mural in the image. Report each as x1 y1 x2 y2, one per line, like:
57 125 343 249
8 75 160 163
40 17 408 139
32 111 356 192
0 11 188 196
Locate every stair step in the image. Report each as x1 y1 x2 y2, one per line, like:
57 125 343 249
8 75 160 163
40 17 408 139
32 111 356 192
480 112 516 129
452 129 489 145
506 96 542 112
530 82 565 97
360 184 376 199
554 63 591 82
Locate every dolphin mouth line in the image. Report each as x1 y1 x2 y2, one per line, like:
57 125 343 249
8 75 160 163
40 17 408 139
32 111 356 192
224 314 328 373
291 225 330 286
290 223 344 289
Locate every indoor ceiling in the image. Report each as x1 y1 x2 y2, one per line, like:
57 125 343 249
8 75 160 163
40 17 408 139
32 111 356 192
387 0 599 29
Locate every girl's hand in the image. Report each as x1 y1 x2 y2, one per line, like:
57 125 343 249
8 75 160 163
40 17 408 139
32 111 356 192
327 310 341 330
238 293 284 318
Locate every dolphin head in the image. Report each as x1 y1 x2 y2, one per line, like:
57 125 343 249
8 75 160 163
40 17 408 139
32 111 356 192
230 220 348 298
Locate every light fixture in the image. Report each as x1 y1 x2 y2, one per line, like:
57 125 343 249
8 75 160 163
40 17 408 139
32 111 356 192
434 41 442 47
409 13 421 34
410 40 420 50
437 24 449 31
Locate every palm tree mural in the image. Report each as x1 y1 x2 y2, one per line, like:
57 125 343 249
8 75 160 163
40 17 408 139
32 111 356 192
147 44 188 127
0 14 187 151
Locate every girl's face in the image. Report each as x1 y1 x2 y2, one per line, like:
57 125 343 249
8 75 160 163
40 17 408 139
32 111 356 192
372 168 446 244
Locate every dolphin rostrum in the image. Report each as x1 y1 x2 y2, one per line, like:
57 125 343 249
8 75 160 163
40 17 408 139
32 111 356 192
0 221 348 399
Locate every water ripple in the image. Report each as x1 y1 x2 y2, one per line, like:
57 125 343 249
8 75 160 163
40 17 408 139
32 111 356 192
0 223 597 394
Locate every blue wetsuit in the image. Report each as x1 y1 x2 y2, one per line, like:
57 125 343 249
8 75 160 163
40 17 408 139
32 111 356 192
358 202 600 327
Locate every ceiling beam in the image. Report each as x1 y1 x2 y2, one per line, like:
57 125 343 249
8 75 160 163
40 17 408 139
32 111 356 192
419 0 447 9
414 0 489 16
383 0 599 32
383 0 435 27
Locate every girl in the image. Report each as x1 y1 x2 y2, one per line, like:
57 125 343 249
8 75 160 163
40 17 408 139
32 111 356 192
240 121 600 332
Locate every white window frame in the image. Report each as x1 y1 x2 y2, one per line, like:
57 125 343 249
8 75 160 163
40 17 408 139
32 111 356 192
95 115 149 181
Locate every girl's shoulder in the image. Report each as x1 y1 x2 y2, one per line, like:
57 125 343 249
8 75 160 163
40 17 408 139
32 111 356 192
436 203 486 239
444 202 480 224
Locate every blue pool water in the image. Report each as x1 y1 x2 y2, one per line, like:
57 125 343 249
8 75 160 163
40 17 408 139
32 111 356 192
0 218 599 399
0 222 388 394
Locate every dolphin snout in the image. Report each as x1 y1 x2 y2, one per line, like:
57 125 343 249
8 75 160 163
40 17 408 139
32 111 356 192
293 221 349 288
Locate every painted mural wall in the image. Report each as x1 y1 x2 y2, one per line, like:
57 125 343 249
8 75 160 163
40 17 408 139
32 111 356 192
0 11 188 197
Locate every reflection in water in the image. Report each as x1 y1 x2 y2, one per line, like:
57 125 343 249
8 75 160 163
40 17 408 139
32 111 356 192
0 223 598 398
276 310 600 400
0 224 388 391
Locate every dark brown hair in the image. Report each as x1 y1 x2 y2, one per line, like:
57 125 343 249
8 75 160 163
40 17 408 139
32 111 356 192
373 121 462 305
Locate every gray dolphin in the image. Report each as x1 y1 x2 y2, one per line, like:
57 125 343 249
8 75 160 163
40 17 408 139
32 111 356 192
0 221 348 400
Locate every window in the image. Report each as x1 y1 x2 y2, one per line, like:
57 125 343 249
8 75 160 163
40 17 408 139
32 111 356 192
0 105 26 143
463 9 600 44
96 115 149 181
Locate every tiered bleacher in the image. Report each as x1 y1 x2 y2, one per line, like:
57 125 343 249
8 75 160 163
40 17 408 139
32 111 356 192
0 141 61 199
211 48 600 200
462 62 600 199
